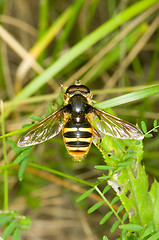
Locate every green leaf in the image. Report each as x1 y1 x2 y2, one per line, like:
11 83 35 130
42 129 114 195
3 221 17 239
142 226 153 238
14 147 33 164
103 185 111 194
13 0 159 102
153 129 158 132
115 141 126 153
87 201 105 214
141 121 147 134
111 196 119 205
0 124 35 139
94 84 159 109
12 228 20 240
145 133 153 138
18 216 32 230
117 205 124 214
115 166 124 173
98 176 110 181
0 215 13 227
119 223 143 232
149 181 159 228
123 153 135 160
111 154 120 161
122 213 128 222
153 119 158 128
100 211 113 225
119 161 132 167
110 220 120 233
29 115 43 122
7 137 22 154
120 229 127 239
147 232 159 240
18 157 29 181
103 236 108 240
95 165 114 170
76 188 94 202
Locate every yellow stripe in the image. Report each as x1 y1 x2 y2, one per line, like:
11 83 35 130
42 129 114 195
65 137 78 142
79 127 92 132
78 138 91 142
63 128 77 133
66 146 89 151
65 137 91 142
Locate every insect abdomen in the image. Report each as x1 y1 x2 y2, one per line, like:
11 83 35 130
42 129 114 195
63 121 93 161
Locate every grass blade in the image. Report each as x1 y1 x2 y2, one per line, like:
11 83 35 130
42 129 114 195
94 84 159 109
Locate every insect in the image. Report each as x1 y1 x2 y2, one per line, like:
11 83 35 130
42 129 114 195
18 82 144 161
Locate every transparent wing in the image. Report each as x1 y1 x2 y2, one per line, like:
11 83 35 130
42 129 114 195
93 107 144 140
18 107 64 147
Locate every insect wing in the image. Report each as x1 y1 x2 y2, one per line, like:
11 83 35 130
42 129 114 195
93 108 144 140
18 108 64 147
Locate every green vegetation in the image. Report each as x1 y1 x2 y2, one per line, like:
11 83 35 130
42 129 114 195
0 0 159 239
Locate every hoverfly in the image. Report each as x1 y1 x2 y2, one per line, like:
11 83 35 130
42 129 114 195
18 82 144 161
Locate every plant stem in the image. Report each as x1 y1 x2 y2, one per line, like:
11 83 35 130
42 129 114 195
94 185 123 224
28 162 95 187
1 100 8 211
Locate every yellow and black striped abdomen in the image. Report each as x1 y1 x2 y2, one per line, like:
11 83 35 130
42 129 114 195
63 121 93 161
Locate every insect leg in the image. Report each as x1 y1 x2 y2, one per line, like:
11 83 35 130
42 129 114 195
93 128 111 157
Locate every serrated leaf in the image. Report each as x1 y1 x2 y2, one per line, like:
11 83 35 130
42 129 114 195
7 137 21 154
14 147 33 164
103 185 111 194
122 213 128 222
141 121 147 134
12 228 20 240
100 211 113 225
18 157 29 181
111 196 119 205
147 232 159 240
87 201 105 214
29 115 43 122
153 119 158 128
95 165 114 170
117 205 124 214
0 216 13 227
119 223 143 232
110 220 120 233
76 188 94 202
3 221 17 239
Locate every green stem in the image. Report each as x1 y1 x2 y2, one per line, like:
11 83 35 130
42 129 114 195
145 125 159 136
28 162 95 187
1 100 8 211
94 185 123 224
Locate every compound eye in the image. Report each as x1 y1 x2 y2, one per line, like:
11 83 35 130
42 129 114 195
78 85 90 93
66 85 77 94
66 84 90 94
